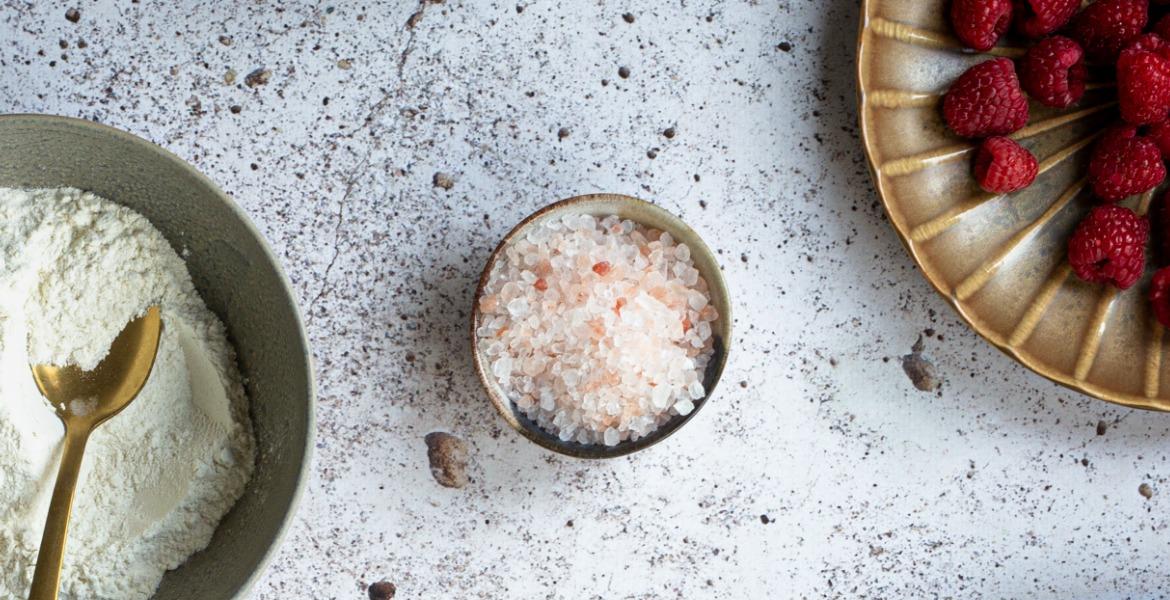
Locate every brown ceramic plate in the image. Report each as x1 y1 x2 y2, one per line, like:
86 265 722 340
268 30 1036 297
857 2 1170 410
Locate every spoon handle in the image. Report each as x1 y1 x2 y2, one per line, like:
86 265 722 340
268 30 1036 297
28 427 90 600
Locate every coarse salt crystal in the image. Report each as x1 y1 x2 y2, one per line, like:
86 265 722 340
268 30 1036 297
476 214 718 445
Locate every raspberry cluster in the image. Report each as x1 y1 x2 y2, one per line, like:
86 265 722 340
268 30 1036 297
945 0 1170 324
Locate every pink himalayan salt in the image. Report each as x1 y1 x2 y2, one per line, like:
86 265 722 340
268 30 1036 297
476 213 718 446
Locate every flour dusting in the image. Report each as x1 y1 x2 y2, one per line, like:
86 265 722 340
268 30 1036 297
0 188 255 599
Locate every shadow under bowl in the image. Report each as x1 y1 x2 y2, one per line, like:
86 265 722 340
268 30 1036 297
471 193 732 459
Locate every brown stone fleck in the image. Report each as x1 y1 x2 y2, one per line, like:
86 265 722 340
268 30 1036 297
337 58 354 70
432 172 455 190
224 69 237 85
1096 420 1108 436
244 67 271 87
901 336 939 392
557 127 570 140
425 432 469 489
368 581 396 600
618 66 631 79
622 13 635 23
65 8 80 23
664 127 676 139
218 35 233 46
1140 483 1154 499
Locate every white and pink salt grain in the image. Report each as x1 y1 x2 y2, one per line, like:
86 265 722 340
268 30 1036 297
476 213 718 446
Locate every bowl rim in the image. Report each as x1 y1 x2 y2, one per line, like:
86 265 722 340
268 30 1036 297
854 5 1169 411
0 113 318 595
470 193 733 459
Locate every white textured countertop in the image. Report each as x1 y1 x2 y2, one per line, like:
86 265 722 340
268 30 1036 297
3 1 1169 597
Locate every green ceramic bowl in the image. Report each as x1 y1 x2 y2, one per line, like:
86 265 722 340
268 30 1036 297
0 114 315 599
471 194 732 459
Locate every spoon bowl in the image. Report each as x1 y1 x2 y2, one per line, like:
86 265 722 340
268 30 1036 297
31 306 164 426
27 306 162 600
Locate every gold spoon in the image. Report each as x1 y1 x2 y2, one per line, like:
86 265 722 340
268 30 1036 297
26 306 163 600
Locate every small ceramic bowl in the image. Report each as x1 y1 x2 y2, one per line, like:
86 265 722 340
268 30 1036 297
0 114 314 599
471 193 732 459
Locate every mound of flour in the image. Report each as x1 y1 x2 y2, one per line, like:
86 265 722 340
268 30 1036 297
0 188 255 599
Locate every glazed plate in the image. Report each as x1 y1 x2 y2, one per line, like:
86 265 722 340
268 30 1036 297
857 2 1170 409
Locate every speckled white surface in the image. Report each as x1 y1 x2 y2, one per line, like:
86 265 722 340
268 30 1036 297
3 1 1170 598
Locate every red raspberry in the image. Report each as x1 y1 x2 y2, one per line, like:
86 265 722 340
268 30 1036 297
951 0 1013 52
1068 205 1149 289
1148 120 1170 160
1124 32 1170 57
1118 42 1170 125
1150 268 1170 327
974 137 1038 193
1019 36 1086 108
1088 125 1166 202
943 58 1029 138
1067 0 1148 62
1013 0 1079 38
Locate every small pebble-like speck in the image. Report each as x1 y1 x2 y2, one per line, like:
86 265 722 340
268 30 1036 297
902 336 940 392
425 432 469 488
64 8 80 22
368 581 396 600
557 127 570 140
244 68 271 87
618 66 631 79
218 35 233 46
433 172 455 190
622 13 635 23
1140 483 1154 499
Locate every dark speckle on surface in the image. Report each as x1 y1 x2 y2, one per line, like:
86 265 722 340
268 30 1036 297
368 581 396 600
425 432 469 488
618 65 631 79
244 68 271 88
1140 483 1154 499
432 172 455 190
64 7 80 22
901 336 940 392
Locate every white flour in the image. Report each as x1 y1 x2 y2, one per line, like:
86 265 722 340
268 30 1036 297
0 188 255 599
